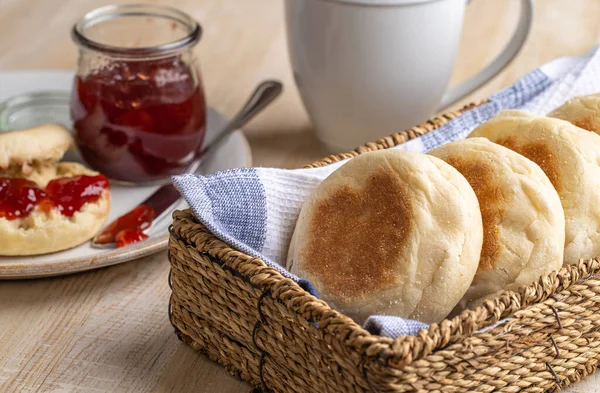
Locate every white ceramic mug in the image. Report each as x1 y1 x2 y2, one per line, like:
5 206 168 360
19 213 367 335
285 0 534 152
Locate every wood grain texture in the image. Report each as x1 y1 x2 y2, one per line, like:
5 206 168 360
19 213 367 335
0 252 248 392
1 0 600 392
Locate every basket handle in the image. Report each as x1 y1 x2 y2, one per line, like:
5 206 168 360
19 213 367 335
437 0 534 111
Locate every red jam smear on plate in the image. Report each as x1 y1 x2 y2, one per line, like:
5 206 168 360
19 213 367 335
94 204 155 248
71 56 207 183
0 175 109 220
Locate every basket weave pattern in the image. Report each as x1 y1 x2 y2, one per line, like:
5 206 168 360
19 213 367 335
168 103 600 392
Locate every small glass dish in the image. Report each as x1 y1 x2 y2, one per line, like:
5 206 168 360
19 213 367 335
0 91 72 132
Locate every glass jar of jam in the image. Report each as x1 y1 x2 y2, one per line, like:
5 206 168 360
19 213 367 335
70 4 206 185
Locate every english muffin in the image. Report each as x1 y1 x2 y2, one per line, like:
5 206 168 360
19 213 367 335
0 125 111 256
0 123 73 170
429 138 565 308
286 149 483 324
469 110 600 263
549 93 600 135
0 177 111 256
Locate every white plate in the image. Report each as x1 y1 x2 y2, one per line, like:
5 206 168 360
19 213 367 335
0 70 252 279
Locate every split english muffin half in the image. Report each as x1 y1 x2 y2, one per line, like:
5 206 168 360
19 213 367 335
0 124 111 256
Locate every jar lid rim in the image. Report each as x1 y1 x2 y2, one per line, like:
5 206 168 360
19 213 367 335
72 4 202 57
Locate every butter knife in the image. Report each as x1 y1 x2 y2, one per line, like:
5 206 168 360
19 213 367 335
91 80 283 248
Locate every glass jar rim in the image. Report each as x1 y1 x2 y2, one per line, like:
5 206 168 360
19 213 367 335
71 4 202 57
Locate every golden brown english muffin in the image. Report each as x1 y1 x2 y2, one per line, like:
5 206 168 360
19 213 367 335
469 110 600 264
429 138 565 309
549 93 600 134
286 149 483 324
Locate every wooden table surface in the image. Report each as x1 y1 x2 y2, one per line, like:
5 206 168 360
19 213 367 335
1 0 600 392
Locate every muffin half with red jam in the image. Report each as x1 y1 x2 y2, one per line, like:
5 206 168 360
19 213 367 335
0 124 110 255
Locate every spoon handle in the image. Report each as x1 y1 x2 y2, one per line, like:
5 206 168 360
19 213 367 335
200 80 283 157
182 80 283 174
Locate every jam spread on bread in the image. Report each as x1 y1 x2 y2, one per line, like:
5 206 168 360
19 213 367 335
0 178 48 219
45 175 110 218
0 174 109 220
71 57 206 183
94 205 155 248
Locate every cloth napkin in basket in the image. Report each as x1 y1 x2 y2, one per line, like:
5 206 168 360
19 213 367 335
173 46 600 339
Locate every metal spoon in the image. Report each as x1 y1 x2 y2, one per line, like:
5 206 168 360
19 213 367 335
185 80 283 173
91 80 283 248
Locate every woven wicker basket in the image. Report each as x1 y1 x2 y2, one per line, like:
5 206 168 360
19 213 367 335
168 102 600 393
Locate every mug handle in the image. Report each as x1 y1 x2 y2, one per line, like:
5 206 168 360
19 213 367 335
437 0 534 110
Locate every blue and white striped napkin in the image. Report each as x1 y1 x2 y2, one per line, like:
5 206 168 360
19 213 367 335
173 46 600 338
